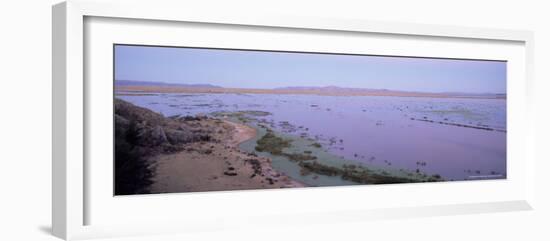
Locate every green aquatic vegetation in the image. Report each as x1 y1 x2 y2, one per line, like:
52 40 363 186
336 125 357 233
299 160 443 184
237 116 249 123
427 174 443 182
254 130 292 155
212 110 271 118
241 110 271 116
420 108 485 121
252 122 444 185
283 152 317 162
255 130 316 161
211 110 273 124
299 161 343 177
310 142 322 148
341 164 428 184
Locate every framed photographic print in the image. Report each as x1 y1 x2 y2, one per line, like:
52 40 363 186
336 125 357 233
52 0 535 240
113 44 507 195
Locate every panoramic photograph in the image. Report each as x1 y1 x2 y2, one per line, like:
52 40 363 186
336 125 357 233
113 44 507 195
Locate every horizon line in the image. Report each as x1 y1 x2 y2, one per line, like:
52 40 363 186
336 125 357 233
114 79 507 95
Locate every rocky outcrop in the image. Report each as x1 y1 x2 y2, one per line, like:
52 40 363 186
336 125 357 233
114 98 212 195
115 99 211 149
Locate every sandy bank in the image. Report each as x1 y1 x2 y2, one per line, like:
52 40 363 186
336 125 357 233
150 119 304 194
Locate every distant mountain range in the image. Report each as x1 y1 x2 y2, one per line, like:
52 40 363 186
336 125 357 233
275 85 391 92
115 81 505 98
115 80 222 89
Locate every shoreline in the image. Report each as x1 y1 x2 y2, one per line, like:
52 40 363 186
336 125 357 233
115 97 448 194
227 120 307 188
149 118 304 194
237 119 443 186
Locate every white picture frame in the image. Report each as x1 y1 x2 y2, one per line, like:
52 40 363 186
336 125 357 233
52 0 535 240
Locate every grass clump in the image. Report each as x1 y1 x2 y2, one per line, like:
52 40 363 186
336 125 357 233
255 129 317 162
310 142 322 148
299 161 343 176
284 152 317 162
255 130 292 155
298 160 441 184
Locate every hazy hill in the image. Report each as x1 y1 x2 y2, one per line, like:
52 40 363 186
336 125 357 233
275 86 504 98
275 86 390 92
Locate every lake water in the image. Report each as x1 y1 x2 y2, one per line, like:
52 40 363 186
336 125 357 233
117 92 506 182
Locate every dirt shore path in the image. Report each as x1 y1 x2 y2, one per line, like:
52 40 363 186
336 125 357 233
224 120 257 146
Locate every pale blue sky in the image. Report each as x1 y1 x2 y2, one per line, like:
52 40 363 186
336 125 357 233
114 45 506 94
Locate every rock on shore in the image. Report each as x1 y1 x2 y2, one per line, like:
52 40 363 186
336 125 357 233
114 98 211 195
